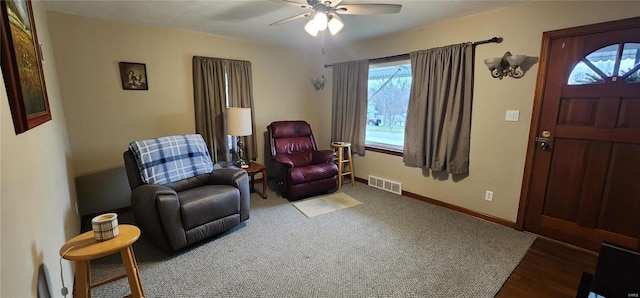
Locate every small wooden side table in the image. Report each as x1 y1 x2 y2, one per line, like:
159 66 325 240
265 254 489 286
243 162 268 199
331 142 356 189
59 224 144 298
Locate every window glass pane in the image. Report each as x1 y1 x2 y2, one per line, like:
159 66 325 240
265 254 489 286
624 69 640 83
568 61 605 85
366 61 411 151
586 44 619 76
567 43 640 85
620 43 640 81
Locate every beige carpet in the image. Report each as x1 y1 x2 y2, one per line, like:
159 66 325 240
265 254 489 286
89 183 536 297
292 192 362 218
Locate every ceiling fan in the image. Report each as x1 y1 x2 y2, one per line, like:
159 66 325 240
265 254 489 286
269 0 402 36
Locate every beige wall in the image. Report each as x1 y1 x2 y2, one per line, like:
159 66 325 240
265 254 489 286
0 1 637 296
0 2 79 297
47 13 327 215
321 1 640 222
47 12 324 177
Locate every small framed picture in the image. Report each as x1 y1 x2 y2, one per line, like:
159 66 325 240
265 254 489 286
119 62 148 90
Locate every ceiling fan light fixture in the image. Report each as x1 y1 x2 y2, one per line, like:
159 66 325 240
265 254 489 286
313 12 328 31
304 19 319 36
271 1 402 38
328 15 344 35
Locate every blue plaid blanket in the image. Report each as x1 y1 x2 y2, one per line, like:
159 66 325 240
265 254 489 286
129 134 214 185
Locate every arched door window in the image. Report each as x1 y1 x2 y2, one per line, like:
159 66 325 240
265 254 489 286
568 43 640 85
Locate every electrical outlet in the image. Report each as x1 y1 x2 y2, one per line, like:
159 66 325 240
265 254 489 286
505 110 520 122
485 190 494 201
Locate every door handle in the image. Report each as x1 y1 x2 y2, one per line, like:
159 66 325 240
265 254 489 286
540 142 551 151
535 132 552 152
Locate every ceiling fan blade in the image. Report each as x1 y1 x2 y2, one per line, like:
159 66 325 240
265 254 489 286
281 0 313 9
335 4 402 15
269 12 312 26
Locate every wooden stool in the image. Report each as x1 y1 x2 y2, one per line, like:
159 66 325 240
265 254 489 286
331 142 355 189
60 224 145 298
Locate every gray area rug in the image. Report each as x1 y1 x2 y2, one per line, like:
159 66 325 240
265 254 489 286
89 182 535 297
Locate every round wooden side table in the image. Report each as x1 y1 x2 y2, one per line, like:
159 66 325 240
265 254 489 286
60 224 145 298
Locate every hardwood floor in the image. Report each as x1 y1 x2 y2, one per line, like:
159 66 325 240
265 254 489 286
496 236 598 297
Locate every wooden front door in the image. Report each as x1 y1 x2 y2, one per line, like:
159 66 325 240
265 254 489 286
521 17 640 252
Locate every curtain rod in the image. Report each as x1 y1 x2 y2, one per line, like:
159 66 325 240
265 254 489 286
193 55 251 64
323 37 503 68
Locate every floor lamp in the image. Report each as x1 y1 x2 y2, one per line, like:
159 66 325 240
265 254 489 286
227 107 252 168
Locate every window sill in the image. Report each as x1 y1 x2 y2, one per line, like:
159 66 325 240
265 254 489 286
365 146 403 157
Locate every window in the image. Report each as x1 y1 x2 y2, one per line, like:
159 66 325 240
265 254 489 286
568 43 640 85
366 59 411 152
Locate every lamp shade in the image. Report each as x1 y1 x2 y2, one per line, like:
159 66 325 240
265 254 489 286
304 19 319 36
313 12 328 31
328 15 344 35
226 107 252 136
506 55 526 66
483 58 502 70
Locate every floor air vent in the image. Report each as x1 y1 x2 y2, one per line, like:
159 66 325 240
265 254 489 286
368 175 402 195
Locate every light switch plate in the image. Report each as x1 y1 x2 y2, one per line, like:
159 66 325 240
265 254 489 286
505 110 520 122
485 190 493 201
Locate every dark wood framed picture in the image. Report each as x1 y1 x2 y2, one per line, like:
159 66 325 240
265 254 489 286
119 62 148 90
0 0 51 134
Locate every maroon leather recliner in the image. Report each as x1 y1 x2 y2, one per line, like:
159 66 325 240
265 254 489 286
267 121 339 199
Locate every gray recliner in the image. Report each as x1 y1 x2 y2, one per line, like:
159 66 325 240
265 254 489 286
123 134 250 251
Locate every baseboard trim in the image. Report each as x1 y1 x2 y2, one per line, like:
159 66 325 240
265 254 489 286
354 177 516 229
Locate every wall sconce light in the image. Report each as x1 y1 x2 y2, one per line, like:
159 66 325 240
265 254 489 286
484 51 527 79
311 75 326 90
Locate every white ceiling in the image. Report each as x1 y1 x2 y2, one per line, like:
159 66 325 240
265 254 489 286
42 0 525 47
